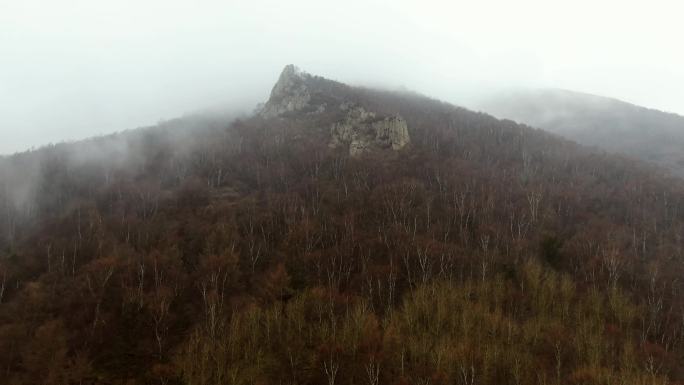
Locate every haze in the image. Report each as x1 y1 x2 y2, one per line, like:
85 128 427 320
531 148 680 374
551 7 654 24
2 0 683 155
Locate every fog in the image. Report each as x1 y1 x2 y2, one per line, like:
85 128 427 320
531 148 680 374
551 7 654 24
2 0 683 155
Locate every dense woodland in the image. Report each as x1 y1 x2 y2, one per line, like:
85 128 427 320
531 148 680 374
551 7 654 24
2 79 684 385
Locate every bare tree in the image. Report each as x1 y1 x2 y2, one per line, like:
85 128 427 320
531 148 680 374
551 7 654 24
602 247 623 289
365 356 381 385
323 351 339 385
0 268 6 304
460 362 476 385
526 188 543 223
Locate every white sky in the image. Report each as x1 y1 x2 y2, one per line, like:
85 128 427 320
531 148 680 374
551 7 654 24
1 0 683 154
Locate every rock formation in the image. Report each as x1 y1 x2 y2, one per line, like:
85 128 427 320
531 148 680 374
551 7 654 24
260 65 313 118
330 104 410 156
260 65 411 156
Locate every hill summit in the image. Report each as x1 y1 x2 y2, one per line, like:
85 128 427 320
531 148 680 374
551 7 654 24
259 64 314 117
259 65 410 156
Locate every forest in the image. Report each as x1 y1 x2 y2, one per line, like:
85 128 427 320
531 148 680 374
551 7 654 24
1 76 684 385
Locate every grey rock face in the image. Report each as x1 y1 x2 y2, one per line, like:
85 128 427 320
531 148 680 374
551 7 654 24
260 65 313 118
259 65 410 156
330 105 410 156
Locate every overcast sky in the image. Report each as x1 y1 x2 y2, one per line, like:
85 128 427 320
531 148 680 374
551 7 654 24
1 0 683 155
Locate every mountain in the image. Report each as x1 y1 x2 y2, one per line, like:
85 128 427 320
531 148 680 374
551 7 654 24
1 66 684 385
478 88 684 177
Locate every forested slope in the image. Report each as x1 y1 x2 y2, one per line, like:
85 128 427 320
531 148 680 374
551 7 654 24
479 89 684 177
1 68 684 384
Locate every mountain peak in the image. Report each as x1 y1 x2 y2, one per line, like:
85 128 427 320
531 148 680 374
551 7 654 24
260 64 315 118
258 65 411 156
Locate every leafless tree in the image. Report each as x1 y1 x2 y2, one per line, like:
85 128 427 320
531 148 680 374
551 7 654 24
0 268 6 304
323 351 339 385
460 362 476 385
365 357 381 385
526 189 543 223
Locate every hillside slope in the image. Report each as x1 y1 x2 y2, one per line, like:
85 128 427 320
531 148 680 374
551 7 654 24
478 89 684 177
1 67 684 385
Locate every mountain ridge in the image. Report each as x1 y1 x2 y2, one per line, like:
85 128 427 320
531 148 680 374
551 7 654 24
479 88 684 177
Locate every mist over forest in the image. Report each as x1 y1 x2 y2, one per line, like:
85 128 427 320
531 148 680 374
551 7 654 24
2 1 684 385
3 1 684 156
477 89 684 177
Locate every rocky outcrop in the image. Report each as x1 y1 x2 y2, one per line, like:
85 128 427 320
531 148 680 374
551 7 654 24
260 65 411 156
330 104 410 156
260 65 314 118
